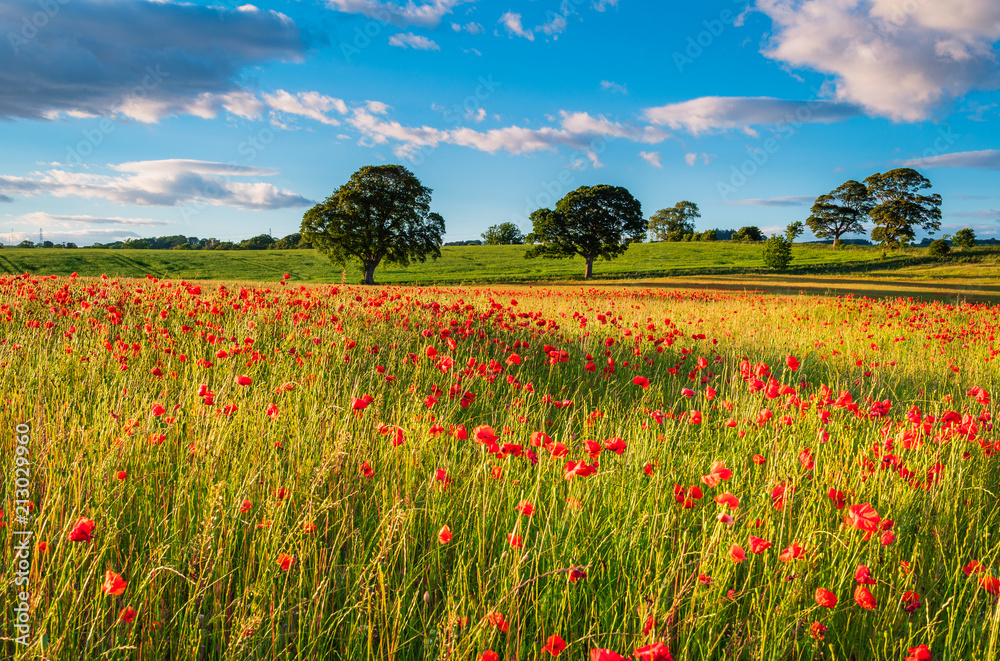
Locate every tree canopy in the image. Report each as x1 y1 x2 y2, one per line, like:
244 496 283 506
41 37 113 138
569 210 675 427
300 164 444 284
864 168 941 248
525 185 645 279
732 226 765 243
647 201 700 242
806 180 871 247
482 222 525 245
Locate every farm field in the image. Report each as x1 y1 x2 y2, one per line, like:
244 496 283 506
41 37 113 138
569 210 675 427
1 274 999 660
0 243 982 284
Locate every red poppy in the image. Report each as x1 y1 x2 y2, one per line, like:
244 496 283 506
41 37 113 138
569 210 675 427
68 517 96 542
748 536 772 554
854 585 876 610
963 559 984 576
905 645 931 661
438 525 452 544
778 543 804 562
901 590 922 612
302 521 317 534
729 544 746 563
634 642 673 661
709 461 733 480
487 612 509 633
854 565 876 585
542 634 567 657
979 575 1000 594
277 553 295 571
815 588 837 608
507 533 523 548
714 492 739 509
478 652 499 661
118 607 137 624
515 500 535 516
236 375 252 386
116 470 127 480
844 503 881 533
102 571 127 596
590 650 626 661
785 355 800 371
351 394 373 411
360 461 374 477
604 437 627 454
632 376 650 389
752 454 766 465
809 622 828 640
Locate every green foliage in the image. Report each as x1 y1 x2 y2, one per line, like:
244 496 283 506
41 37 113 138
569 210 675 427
701 229 718 242
807 180 872 247
953 228 977 249
647 200 700 242
785 220 804 243
732 226 765 243
481 222 525 245
763 234 793 269
928 239 950 257
525 184 645 278
272 233 312 250
239 234 277 250
301 164 445 284
865 168 942 248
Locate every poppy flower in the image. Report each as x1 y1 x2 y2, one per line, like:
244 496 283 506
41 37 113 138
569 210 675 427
302 521 317 534
530 431 552 447
360 461 374 477
815 588 837 608
979 575 999 594
277 553 295 571
352 394 374 411
854 565 876 585
118 607 137 624
515 500 535 516
752 454 766 465
487 612 509 633
748 536 772 554
901 590 922 612
634 642 674 661
542 634 567 656
729 544 746 563
590 650 627 661
507 533 523 548
963 559 984 576
236 375 252 386
116 470 127 480
714 493 739 509
785 355 800 371
844 503 881 533
151 403 167 417
643 461 656 476
69 517 96 542
681 388 695 398
102 571 127 596
854 585 876 610
37 541 49 553
709 461 733 480
478 652 499 661
810 622 828 640
603 437 627 454
438 525 452 544
905 645 932 661
569 567 587 582
633 376 650 389
778 543 804 562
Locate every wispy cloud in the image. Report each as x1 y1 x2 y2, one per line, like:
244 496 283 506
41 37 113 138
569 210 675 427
902 149 1000 170
499 12 534 40
326 0 474 28
601 80 628 95
727 196 815 207
644 96 860 136
388 32 441 50
639 151 661 168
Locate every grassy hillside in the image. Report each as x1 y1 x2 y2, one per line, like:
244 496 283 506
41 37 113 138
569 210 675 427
0 242 975 284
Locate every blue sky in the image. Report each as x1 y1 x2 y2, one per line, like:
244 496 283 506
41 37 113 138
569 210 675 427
1 0 999 246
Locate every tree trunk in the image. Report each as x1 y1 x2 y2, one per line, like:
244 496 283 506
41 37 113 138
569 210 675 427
584 255 594 279
362 256 382 285
832 236 839 248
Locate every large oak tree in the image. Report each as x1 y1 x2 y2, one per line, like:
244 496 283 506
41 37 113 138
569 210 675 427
647 200 700 242
806 180 872 247
525 185 644 279
301 165 445 284
864 168 941 248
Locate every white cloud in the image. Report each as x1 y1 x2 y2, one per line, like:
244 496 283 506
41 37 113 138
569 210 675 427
499 12 534 40
902 149 1000 170
639 151 662 168
643 96 860 135
757 0 1000 121
19 212 170 227
262 91 348 125
0 160 312 210
451 21 484 34
684 152 716 166
326 0 474 28
601 80 628 95
388 32 442 50
593 0 619 11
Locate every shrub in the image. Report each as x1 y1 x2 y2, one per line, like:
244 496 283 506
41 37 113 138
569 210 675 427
953 228 976 249
928 239 950 257
763 235 793 269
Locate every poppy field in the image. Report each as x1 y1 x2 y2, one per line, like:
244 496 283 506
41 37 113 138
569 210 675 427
1 273 999 661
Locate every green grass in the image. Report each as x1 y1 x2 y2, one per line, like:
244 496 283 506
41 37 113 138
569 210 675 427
0 243 967 284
